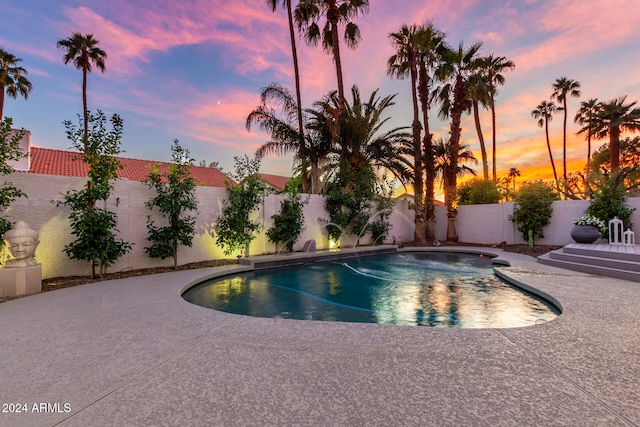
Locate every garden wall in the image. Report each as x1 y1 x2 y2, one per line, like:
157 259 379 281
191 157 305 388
1 173 415 278
3 173 640 278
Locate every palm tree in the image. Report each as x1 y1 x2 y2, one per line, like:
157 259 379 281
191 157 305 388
267 0 309 193
0 48 33 119
57 33 107 144
574 98 601 182
551 77 581 181
433 138 478 190
415 22 446 242
294 0 369 113
508 167 521 191
466 70 490 180
483 55 515 181
387 24 425 243
588 96 640 172
247 83 323 193
531 100 561 186
433 41 483 241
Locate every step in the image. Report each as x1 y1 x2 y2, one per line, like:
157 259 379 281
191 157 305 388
562 243 640 263
538 252 640 282
547 250 640 273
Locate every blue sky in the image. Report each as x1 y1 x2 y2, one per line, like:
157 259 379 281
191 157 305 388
2 0 639 182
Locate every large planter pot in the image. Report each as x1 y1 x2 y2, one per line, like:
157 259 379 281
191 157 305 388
570 225 600 243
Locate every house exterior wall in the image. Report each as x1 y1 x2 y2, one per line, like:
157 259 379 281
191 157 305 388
3 172 639 278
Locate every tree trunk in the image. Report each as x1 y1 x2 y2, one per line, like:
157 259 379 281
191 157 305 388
545 119 559 186
287 0 309 193
328 5 345 114
473 100 489 180
446 75 467 242
83 66 88 146
562 98 567 181
418 61 436 241
0 87 5 119
410 55 426 244
490 91 497 181
610 126 621 172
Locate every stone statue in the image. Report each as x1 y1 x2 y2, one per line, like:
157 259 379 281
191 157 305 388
4 221 40 268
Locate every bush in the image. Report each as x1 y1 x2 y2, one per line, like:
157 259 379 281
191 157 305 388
0 118 27 246
509 181 558 244
457 179 500 205
266 190 307 252
586 174 635 236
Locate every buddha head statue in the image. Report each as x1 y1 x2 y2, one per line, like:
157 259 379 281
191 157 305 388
4 221 39 268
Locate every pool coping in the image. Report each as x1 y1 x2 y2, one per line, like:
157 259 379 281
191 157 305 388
1 246 638 426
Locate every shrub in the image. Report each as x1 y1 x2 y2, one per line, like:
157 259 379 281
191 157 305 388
0 118 27 246
509 181 558 244
586 174 635 236
145 140 198 269
457 179 500 205
266 190 307 252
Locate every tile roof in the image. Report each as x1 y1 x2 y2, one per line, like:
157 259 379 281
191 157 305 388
26 147 231 187
258 173 291 191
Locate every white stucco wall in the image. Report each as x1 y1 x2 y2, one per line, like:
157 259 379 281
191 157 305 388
3 172 639 278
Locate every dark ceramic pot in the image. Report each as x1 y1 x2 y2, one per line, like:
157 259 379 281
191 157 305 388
570 225 600 243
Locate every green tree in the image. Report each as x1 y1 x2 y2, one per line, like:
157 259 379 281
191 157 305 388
387 23 425 243
267 0 308 193
295 0 369 113
145 140 198 269
266 190 307 252
215 156 266 256
457 178 499 205
508 167 521 191
433 41 483 241
57 33 107 143
0 118 27 245
509 181 558 244
56 111 131 278
588 96 640 172
0 49 33 119
551 77 581 181
586 174 635 236
531 100 561 187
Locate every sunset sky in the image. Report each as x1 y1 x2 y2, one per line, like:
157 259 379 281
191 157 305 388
2 0 639 187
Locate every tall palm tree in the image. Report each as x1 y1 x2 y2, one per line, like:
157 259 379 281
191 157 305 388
483 55 515 181
433 41 483 241
0 48 33 119
551 77 581 181
267 0 309 193
574 98 601 182
387 24 425 243
415 22 446 242
589 96 640 172
508 167 521 191
294 0 369 113
57 33 107 144
531 100 561 186
466 70 490 179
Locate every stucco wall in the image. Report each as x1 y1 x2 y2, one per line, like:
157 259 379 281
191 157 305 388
3 173 639 278
1 174 416 278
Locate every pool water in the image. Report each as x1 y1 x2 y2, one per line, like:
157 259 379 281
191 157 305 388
182 252 560 328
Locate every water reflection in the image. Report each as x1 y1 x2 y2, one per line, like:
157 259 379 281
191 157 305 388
182 253 559 328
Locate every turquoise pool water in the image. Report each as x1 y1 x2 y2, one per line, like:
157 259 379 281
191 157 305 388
182 252 559 328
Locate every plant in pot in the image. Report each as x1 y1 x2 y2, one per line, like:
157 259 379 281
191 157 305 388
571 215 606 243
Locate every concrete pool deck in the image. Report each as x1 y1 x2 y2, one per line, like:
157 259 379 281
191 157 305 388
0 247 638 426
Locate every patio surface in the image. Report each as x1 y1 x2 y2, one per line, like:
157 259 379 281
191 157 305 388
0 247 639 426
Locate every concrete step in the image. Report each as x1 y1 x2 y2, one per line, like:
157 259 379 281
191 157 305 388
562 243 640 262
547 250 640 273
538 251 640 282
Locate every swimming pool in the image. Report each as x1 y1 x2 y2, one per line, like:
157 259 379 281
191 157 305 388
182 252 559 328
